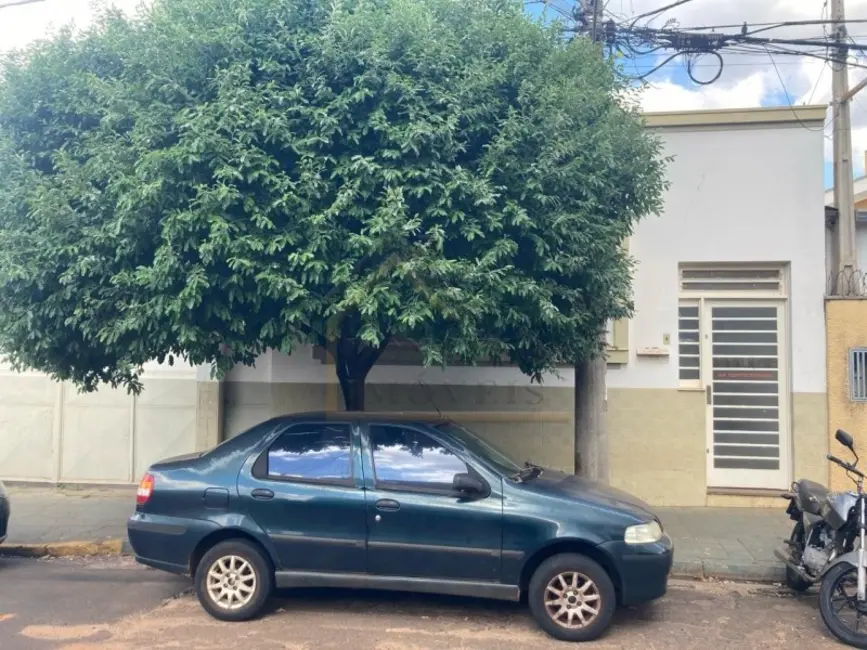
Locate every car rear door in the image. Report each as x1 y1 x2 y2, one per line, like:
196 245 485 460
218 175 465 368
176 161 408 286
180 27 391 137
238 420 367 573
360 422 503 582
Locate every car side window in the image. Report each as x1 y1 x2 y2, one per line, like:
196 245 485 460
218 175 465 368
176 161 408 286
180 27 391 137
370 424 469 492
264 423 353 485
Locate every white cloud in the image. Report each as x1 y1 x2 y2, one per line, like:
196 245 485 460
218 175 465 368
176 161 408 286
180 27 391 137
641 71 769 111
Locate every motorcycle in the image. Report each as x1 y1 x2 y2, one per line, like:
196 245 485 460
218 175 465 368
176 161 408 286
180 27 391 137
775 428 867 648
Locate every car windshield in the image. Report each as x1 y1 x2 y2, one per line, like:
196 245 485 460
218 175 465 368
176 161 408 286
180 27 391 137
434 422 524 476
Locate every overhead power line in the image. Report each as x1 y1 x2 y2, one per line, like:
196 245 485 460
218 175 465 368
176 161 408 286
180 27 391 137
675 18 867 33
597 18 867 84
628 0 695 25
627 25 867 53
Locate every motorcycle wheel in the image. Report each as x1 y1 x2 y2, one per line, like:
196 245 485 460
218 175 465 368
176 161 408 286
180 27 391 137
786 522 811 593
820 563 867 648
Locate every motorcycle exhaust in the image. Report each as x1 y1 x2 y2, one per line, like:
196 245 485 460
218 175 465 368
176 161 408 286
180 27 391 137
774 546 816 584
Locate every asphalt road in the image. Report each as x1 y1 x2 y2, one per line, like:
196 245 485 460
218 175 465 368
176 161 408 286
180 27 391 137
0 557 853 649
0 556 188 650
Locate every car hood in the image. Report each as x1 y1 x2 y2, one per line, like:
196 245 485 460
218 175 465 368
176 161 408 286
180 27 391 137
527 469 655 518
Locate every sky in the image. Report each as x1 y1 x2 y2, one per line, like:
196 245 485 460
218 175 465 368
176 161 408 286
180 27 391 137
1 0 865 188
609 0 867 190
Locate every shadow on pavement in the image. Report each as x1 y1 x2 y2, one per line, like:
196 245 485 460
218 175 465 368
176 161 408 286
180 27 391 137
271 585 663 633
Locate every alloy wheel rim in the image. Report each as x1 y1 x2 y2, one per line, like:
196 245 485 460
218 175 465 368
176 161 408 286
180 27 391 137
544 571 601 629
206 555 257 610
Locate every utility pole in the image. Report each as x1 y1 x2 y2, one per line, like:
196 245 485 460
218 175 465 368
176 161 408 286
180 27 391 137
831 0 859 289
574 0 609 483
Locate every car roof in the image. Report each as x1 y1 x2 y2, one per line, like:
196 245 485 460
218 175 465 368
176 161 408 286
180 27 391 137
273 411 453 426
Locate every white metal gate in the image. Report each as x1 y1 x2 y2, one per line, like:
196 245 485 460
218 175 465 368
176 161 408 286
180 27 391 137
0 370 197 484
705 301 789 489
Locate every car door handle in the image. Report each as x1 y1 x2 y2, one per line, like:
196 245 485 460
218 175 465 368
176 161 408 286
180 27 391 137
251 488 274 500
375 498 400 512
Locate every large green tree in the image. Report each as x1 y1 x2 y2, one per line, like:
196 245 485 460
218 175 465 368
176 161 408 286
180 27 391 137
0 0 665 410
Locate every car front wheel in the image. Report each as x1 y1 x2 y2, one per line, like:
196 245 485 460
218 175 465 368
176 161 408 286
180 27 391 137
194 539 274 622
528 553 616 642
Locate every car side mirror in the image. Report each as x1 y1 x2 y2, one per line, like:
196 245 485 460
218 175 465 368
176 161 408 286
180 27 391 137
837 429 855 451
453 472 485 495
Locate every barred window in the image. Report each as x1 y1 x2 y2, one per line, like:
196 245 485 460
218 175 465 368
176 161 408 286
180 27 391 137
678 303 701 384
852 349 867 402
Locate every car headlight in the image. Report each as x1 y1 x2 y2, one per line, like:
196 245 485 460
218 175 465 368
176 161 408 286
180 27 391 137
624 520 663 545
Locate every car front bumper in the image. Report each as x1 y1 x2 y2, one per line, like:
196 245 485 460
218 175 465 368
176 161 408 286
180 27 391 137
601 533 674 607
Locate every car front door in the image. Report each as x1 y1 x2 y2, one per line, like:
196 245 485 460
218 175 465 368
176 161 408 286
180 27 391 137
239 420 367 573
361 423 503 582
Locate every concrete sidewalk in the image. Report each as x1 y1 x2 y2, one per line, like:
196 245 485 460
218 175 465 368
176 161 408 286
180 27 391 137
658 506 790 582
4 485 132 543
0 485 793 581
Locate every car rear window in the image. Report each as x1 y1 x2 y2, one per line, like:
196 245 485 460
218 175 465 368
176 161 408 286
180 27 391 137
266 423 352 483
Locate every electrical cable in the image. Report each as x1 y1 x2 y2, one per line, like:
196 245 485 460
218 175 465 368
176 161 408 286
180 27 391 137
686 50 723 84
765 48 829 134
627 59 825 69
808 62 830 105
634 50 685 80
601 3 867 90
660 19 867 33
629 0 695 26
759 45 867 70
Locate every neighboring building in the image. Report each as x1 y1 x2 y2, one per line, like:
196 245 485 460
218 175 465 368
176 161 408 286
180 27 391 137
824 165 867 273
824 159 867 494
0 105 832 509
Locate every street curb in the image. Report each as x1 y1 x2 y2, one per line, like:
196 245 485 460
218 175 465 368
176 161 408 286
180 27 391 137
672 559 785 583
0 538 132 559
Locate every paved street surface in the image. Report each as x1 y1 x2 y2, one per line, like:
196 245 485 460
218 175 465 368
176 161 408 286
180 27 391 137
0 556 849 649
0 556 188 650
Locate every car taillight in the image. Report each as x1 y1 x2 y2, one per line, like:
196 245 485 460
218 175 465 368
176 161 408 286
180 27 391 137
137 473 155 505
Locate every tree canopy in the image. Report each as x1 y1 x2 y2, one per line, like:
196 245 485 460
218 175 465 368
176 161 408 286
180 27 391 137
0 0 666 409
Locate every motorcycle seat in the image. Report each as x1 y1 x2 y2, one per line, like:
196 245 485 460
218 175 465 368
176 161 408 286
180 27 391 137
798 479 830 515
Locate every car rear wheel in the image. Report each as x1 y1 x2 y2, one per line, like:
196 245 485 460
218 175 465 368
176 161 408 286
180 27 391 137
194 539 273 622
528 553 616 642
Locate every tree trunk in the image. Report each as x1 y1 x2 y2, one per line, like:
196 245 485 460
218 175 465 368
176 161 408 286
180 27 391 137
333 333 388 412
574 356 608 482
338 372 367 411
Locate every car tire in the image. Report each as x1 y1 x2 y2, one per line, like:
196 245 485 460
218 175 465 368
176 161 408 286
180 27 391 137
194 539 274 622
528 553 616 643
